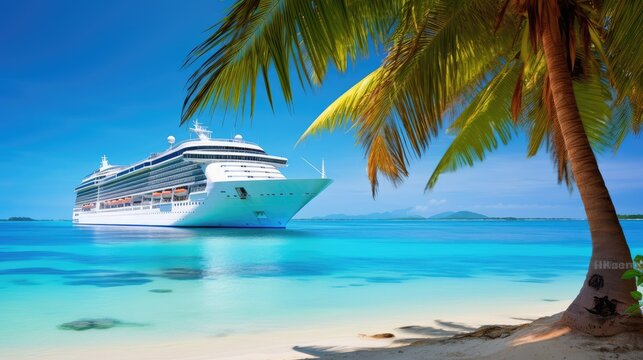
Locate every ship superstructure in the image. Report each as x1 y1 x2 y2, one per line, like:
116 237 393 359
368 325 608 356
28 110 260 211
72 121 331 227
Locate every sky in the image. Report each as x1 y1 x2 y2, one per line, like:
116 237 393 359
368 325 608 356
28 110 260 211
1 0 641 220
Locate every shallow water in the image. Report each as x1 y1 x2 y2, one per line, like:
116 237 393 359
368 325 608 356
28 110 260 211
1 220 641 349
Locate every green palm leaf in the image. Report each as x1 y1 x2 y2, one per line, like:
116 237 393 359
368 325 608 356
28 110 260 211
302 0 512 192
427 60 521 189
182 0 402 121
601 0 643 131
186 0 640 194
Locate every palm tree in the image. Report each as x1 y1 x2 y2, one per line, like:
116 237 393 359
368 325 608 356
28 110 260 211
182 0 642 335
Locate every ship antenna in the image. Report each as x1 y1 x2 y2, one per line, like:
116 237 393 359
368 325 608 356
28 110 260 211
321 158 326 179
190 119 212 141
100 155 110 171
302 157 326 179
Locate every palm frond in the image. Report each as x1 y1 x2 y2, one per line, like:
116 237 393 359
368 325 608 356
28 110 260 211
181 0 402 122
427 60 522 189
299 67 383 141
601 0 643 132
301 0 514 193
185 0 642 198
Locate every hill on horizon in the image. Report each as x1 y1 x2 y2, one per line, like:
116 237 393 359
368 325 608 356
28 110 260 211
310 209 487 220
429 211 488 219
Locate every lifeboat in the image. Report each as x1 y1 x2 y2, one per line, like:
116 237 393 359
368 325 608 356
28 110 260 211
161 190 172 198
174 188 188 196
152 192 162 198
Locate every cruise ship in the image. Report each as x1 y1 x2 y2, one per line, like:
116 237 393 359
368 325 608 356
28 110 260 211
72 121 332 227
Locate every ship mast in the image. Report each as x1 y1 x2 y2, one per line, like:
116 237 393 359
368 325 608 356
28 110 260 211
302 157 326 179
99 155 110 171
190 120 212 141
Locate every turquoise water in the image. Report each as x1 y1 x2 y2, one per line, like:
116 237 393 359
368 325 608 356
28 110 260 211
1 220 642 349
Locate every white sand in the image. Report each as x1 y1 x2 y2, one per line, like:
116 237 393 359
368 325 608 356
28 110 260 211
308 313 643 360
2 301 641 360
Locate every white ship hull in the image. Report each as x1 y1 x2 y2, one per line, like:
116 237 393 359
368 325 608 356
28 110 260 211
73 179 331 228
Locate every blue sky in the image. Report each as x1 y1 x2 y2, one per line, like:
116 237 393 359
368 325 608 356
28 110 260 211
1 0 641 220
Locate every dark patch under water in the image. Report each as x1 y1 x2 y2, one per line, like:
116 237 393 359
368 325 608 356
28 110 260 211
58 318 146 331
149 288 173 293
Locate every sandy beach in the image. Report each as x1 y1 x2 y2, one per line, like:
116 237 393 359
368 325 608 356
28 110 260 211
310 313 643 360
4 299 641 360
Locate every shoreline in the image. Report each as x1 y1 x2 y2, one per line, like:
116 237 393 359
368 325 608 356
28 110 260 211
1 301 571 360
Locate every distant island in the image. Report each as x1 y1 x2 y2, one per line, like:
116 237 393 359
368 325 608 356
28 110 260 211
428 211 488 219
618 214 643 220
0 217 70 222
305 209 584 221
2 216 36 221
310 209 489 220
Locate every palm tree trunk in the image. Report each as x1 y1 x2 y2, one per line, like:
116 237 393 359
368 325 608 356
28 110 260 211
541 24 641 335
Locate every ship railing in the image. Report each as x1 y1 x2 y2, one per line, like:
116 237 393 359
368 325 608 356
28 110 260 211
146 138 260 160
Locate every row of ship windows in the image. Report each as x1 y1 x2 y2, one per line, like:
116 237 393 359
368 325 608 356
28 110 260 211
224 170 280 174
80 158 189 193
76 174 107 190
76 182 207 206
148 159 194 176
96 172 199 198
78 159 188 195
224 192 314 198
84 158 277 198
116 146 266 177
100 160 195 192
79 151 277 193
77 145 266 190
82 202 204 212
227 176 281 179
78 191 315 207
99 171 204 198
76 177 205 204
102 179 206 201
220 164 273 169
149 145 266 163
183 153 287 165
98 173 205 196
175 202 203 206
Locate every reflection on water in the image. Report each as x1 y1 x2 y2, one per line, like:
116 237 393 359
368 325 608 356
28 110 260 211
3 220 643 285
80 223 317 244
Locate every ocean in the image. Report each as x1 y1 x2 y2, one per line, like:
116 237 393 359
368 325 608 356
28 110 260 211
1 219 641 353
